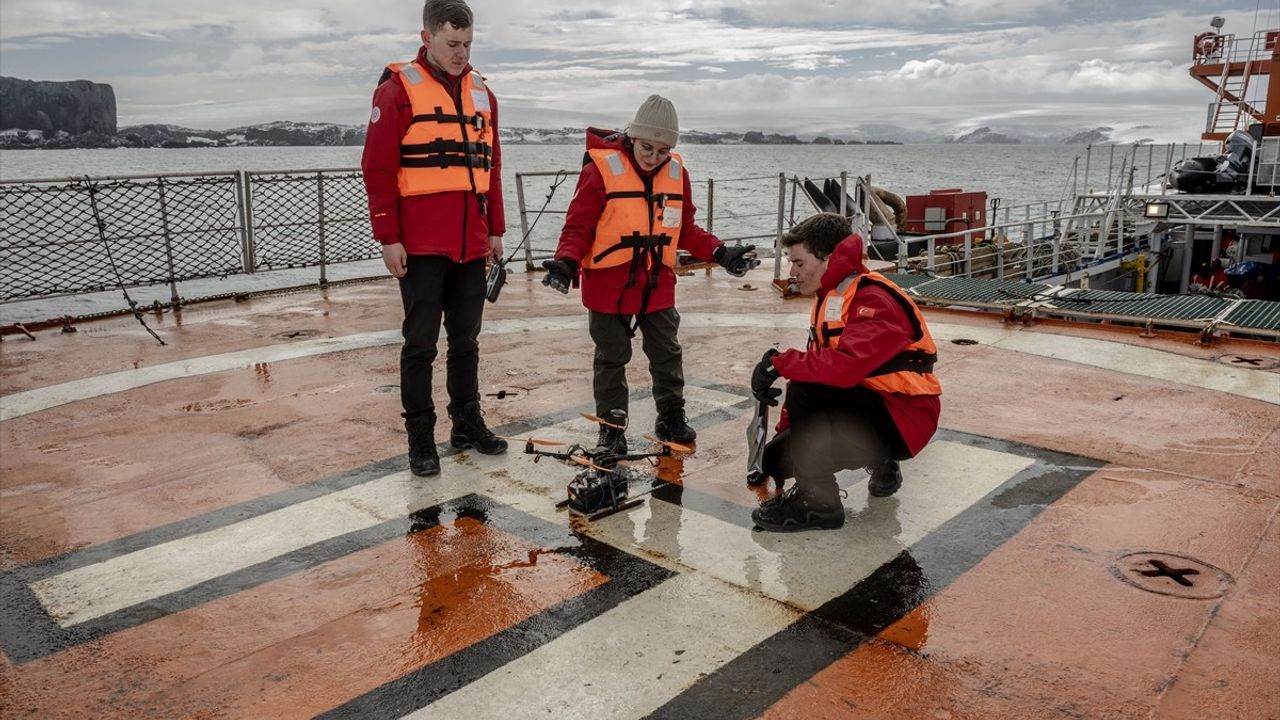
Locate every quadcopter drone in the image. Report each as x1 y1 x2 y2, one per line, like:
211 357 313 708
517 412 694 520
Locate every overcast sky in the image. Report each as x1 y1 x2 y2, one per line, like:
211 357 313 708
2 0 1277 141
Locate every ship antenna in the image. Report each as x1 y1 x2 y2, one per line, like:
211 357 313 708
81 176 168 347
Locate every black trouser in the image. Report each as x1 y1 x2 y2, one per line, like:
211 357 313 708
764 382 909 506
397 255 486 423
588 308 684 417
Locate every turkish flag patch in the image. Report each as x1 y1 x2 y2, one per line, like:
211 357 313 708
856 306 876 318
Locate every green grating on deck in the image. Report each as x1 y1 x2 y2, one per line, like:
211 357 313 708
885 275 1052 303
1049 290 1234 320
1224 300 1280 331
882 273 937 290
884 273 1280 338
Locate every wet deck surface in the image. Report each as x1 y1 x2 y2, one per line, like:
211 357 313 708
2 269 1278 719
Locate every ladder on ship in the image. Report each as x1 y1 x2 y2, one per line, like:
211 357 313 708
1207 51 1258 137
1193 29 1274 142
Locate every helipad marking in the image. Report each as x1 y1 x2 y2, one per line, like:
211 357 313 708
928 322 1280 404
0 317 579 421
588 440 1029 610
3 313 1275 421
29 467 434 627
396 573 795 720
355 440 1053 720
0 330 397 421
1 397 1100 712
21 386 743 629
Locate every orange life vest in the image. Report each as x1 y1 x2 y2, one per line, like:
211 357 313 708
582 148 684 271
388 61 493 197
809 272 941 396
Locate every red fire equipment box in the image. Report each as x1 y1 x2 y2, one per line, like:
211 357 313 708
905 189 987 243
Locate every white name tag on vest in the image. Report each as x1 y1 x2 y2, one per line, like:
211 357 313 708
662 206 680 228
471 89 491 112
824 296 844 322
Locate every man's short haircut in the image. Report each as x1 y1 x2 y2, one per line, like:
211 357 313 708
423 0 473 31
780 213 850 260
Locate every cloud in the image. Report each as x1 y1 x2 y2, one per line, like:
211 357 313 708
681 0 1066 25
1067 58 1183 93
636 59 693 68
889 58 963 80
0 0 1257 142
224 44 267 70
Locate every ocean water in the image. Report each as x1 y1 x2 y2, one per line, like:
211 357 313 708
0 142 1175 324
1 143 1096 206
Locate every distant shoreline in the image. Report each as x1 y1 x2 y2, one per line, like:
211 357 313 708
2 120 1146 150
0 122 919 150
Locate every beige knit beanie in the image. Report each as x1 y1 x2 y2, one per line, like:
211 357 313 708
625 94 679 147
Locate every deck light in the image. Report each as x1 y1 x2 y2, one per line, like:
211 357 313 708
1144 201 1170 218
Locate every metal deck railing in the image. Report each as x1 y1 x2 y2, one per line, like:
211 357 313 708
3 164 1276 341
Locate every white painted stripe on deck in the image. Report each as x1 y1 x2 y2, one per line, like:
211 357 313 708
31 466 432 626
4 312 1274 422
1 331 392 421
923 323 1280 405
601 439 1032 610
0 317 580 422
26 383 742 627
402 573 796 720
402 440 1035 720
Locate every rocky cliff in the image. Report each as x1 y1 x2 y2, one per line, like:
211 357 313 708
0 76 117 135
1059 127 1113 144
947 126 1021 145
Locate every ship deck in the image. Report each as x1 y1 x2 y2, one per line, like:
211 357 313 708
1 268 1278 719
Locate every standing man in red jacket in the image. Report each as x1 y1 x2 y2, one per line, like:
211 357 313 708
361 0 507 478
541 95 758 454
749 213 942 532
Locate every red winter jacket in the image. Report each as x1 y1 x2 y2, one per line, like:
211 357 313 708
361 47 505 261
772 236 941 457
553 131 723 315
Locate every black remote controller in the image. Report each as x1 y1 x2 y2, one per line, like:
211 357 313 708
485 261 507 303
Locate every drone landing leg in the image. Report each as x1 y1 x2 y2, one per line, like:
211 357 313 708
586 497 645 521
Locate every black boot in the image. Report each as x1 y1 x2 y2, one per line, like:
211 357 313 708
594 409 628 456
405 417 440 477
449 401 508 455
868 459 903 497
654 404 696 443
751 485 844 532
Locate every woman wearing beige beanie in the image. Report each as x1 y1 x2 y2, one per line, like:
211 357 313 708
542 95 759 453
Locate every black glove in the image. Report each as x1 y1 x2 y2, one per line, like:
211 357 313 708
715 244 759 277
751 348 782 406
541 258 577 294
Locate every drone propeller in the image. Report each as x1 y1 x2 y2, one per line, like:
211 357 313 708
580 412 626 430
504 437 565 447
642 434 694 454
570 455 615 473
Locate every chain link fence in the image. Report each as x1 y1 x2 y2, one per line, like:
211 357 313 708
247 169 376 279
0 170 378 305
1 173 246 302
